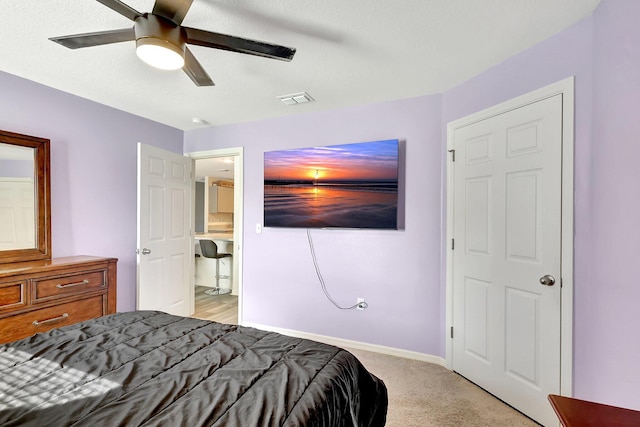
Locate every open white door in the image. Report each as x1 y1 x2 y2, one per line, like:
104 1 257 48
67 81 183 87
137 143 193 316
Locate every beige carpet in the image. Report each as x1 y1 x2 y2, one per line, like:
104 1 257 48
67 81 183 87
346 348 540 427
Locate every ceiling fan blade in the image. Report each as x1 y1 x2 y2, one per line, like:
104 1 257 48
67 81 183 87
184 27 296 61
183 47 214 86
152 0 194 25
49 28 135 49
96 0 142 21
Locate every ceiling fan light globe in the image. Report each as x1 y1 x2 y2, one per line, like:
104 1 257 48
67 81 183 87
136 38 184 70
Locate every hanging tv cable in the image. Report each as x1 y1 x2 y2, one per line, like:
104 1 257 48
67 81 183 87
306 229 367 310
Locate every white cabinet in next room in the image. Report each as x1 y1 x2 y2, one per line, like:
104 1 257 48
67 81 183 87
209 185 234 213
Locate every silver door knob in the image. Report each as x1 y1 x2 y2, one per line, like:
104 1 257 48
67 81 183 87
141 248 151 255
539 274 556 286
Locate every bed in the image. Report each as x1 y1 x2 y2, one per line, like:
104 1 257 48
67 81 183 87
0 311 387 426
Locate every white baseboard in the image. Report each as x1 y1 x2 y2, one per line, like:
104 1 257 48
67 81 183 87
241 321 446 367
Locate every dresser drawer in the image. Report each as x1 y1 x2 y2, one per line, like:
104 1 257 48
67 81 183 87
0 294 104 344
32 270 106 302
0 280 27 312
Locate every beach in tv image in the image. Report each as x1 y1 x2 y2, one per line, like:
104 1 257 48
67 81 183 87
264 139 399 229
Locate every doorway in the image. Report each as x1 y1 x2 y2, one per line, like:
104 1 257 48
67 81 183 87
186 147 244 325
445 78 574 426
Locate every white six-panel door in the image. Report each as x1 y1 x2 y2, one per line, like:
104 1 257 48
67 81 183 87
137 143 193 317
451 94 563 426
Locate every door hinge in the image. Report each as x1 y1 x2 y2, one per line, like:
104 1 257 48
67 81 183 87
448 149 455 162
450 326 454 339
451 238 455 250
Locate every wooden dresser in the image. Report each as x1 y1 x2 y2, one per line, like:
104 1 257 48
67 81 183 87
0 256 117 344
549 394 640 426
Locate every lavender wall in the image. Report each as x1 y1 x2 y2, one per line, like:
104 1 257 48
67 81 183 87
581 0 640 409
0 71 183 311
185 96 444 355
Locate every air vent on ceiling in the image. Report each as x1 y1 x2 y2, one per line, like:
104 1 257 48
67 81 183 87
277 92 314 105
191 117 210 125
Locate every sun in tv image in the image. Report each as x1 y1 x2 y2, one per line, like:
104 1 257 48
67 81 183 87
264 139 399 229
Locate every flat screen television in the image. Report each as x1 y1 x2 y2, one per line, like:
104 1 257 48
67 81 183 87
264 139 399 229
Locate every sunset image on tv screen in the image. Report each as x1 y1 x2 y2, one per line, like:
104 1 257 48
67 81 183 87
264 139 399 229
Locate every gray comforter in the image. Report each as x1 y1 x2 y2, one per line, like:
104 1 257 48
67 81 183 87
0 311 387 426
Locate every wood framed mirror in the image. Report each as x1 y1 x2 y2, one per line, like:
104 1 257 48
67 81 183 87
0 130 51 264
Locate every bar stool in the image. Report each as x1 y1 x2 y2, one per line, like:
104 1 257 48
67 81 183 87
199 240 232 296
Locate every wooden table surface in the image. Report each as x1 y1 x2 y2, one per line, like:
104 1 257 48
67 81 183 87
548 394 640 426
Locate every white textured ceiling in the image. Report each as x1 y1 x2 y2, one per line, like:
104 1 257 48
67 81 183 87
1 0 600 130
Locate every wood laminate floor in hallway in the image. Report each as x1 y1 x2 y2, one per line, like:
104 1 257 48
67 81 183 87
193 285 238 324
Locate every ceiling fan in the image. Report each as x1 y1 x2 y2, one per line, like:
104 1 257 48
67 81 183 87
49 0 297 86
